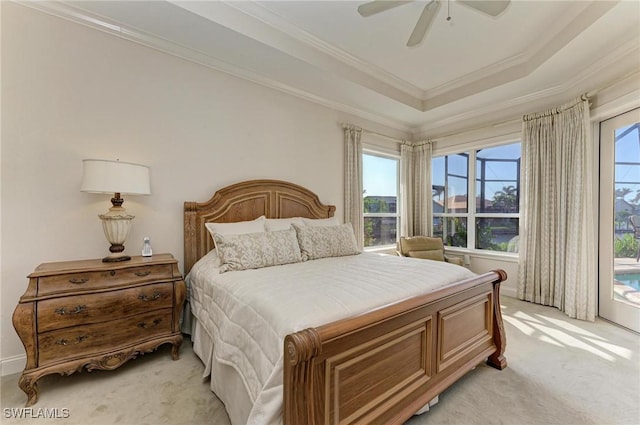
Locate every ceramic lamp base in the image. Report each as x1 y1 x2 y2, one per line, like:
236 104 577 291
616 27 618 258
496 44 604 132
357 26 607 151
99 204 135 263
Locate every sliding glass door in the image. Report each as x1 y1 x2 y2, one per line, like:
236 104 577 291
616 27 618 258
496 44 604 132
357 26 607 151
599 108 640 332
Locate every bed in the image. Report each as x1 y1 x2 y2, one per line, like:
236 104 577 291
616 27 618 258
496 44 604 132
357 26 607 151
184 179 507 425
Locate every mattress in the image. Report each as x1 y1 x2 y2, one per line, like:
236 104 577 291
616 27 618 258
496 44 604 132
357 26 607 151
187 252 475 425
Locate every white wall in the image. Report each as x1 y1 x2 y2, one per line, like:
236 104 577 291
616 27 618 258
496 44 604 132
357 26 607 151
0 3 409 374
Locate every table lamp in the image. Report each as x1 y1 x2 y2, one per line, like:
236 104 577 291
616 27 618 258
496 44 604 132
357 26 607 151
80 159 151 262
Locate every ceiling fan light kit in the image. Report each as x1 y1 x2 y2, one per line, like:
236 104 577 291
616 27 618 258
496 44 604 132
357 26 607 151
358 0 511 47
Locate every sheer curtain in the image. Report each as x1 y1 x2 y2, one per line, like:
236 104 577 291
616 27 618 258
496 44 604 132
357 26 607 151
413 142 433 236
344 125 364 249
518 95 596 321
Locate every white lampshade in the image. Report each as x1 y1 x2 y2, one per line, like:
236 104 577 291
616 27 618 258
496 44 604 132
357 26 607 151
80 159 151 262
81 159 151 195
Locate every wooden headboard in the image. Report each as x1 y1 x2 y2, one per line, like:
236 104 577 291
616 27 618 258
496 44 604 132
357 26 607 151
183 179 336 274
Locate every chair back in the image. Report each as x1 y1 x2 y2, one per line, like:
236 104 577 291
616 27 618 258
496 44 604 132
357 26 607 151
398 236 446 262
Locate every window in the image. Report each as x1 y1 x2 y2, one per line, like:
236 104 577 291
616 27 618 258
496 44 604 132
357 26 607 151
363 152 400 248
432 142 521 252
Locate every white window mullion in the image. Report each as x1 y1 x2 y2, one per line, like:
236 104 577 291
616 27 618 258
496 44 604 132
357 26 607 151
432 141 521 253
468 150 477 250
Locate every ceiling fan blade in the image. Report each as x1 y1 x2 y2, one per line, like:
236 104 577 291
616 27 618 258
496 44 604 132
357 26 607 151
457 0 510 17
357 1 413 17
407 0 441 47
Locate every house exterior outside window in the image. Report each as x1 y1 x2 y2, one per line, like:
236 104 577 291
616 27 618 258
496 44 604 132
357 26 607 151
432 142 521 252
363 151 400 248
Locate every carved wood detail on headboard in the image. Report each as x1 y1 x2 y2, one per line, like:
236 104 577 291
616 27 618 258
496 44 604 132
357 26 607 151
184 180 336 274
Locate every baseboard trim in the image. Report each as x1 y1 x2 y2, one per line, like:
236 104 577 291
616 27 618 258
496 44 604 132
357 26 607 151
501 286 518 299
1 354 26 377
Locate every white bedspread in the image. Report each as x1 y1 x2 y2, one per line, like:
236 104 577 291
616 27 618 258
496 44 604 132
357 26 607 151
187 252 475 425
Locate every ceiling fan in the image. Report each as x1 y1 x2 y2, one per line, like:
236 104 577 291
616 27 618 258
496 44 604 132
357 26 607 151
357 0 510 47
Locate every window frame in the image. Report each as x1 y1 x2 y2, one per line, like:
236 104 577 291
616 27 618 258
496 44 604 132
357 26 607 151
432 141 521 254
362 148 401 251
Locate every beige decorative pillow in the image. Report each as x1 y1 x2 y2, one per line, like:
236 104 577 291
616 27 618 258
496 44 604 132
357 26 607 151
213 229 302 273
407 249 445 262
293 223 360 261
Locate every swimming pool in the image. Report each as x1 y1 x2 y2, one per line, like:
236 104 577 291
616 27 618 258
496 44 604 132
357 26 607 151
615 273 640 291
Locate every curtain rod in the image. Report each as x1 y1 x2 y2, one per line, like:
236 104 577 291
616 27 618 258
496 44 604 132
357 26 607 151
342 117 518 146
427 117 521 143
522 95 589 121
340 123 407 144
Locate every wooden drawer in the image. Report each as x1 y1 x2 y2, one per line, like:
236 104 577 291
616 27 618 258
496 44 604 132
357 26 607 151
14 254 186 407
37 264 174 297
37 282 175 333
38 309 173 366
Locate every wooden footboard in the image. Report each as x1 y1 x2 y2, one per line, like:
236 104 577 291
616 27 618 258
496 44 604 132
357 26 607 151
284 270 507 425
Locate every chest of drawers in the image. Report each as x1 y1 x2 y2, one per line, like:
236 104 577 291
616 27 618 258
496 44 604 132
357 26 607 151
12 254 186 406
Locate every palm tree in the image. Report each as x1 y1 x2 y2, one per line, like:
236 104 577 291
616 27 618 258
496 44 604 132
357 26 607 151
492 185 518 213
616 187 632 200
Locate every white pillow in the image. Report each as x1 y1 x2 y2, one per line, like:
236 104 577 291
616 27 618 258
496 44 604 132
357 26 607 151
293 223 360 261
302 216 339 227
213 229 302 273
205 216 266 237
265 217 306 232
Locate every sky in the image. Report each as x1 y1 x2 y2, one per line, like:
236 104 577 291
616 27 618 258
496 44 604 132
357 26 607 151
432 142 521 202
615 123 640 203
363 143 522 200
363 153 398 197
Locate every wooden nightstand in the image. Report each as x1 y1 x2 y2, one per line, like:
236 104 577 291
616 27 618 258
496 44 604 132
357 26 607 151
12 253 186 406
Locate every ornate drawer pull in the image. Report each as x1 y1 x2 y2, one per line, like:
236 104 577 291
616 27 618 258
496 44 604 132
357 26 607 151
55 305 87 315
138 292 162 302
69 278 89 284
137 319 161 329
135 270 151 277
56 335 88 346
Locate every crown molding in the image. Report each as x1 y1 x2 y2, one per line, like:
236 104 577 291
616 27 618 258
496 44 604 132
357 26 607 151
168 0 423 110
18 0 636 138
224 1 425 97
215 0 615 113
414 37 640 137
20 1 415 133
420 1 616 111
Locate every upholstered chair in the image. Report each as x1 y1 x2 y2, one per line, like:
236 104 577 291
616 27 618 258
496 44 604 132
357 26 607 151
397 236 465 266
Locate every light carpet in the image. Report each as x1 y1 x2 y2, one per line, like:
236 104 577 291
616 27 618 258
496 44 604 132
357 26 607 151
2 296 639 425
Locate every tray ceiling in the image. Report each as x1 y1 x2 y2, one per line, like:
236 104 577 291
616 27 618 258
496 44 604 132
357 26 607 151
28 1 640 135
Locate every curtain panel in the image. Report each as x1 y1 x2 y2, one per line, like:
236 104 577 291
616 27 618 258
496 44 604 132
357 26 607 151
413 142 433 236
400 141 432 237
400 143 414 237
518 95 596 321
344 126 364 250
